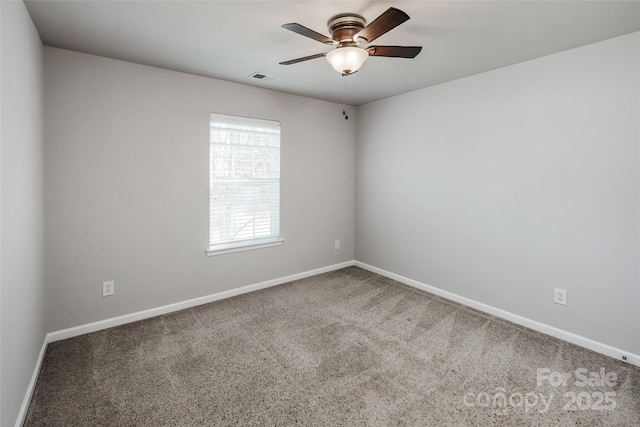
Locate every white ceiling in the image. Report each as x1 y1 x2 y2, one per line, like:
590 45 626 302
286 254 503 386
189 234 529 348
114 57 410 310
24 0 640 105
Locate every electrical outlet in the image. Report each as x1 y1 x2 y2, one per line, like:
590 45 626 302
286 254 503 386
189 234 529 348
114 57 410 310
103 281 115 297
554 288 567 306
334 240 340 250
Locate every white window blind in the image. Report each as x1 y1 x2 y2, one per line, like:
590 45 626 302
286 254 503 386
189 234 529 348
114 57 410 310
208 113 282 255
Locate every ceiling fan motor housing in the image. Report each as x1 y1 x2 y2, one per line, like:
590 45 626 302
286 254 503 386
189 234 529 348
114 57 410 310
327 14 366 43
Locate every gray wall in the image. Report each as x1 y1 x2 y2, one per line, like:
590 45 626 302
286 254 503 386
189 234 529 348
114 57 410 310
44 47 356 332
0 1 46 426
355 33 640 354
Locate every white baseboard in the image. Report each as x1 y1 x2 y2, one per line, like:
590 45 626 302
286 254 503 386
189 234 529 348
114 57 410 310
15 336 48 427
354 261 640 367
48 261 355 343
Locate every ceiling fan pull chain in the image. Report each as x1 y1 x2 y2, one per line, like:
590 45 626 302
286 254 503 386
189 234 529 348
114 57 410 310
342 76 349 120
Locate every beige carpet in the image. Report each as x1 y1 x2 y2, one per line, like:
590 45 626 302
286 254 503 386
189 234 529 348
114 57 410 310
25 267 639 426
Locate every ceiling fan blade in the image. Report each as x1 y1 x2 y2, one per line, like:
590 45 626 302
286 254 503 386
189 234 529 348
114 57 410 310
355 7 410 43
367 46 422 58
281 23 335 45
279 53 327 65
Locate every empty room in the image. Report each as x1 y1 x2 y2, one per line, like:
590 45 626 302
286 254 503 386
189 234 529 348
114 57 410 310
2 0 639 425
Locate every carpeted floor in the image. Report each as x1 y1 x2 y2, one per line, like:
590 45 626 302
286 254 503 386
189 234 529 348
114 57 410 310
25 267 639 426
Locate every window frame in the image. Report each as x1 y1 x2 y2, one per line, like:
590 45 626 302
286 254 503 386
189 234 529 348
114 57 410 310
207 113 283 256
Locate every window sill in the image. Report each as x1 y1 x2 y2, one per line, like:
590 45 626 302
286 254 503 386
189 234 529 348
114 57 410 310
206 238 284 256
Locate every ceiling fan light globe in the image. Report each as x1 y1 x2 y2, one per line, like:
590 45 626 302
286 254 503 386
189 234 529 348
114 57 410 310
326 47 368 75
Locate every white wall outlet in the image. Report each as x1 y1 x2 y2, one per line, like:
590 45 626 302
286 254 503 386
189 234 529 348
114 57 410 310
554 288 567 305
103 280 115 297
334 240 340 250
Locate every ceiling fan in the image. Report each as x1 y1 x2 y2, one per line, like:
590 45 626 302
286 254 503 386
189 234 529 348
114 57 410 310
280 7 422 76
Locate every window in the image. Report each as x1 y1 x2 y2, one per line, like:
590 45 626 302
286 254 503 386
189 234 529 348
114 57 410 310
208 113 282 255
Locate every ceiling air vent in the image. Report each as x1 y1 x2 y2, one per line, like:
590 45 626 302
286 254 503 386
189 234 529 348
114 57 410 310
250 72 276 82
